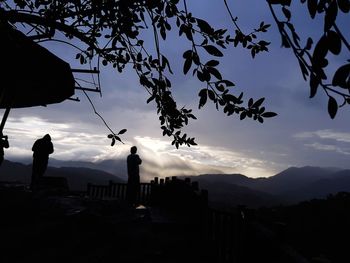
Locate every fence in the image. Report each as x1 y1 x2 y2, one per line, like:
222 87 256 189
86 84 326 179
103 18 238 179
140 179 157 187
85 176 243 262
87 180 152 204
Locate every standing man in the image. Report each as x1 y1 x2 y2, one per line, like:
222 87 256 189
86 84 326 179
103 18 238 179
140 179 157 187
126 146 142 206
31 134 54 189
0 134 9 166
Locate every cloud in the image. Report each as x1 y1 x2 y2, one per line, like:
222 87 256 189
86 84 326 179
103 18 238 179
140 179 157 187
304 142 350 155
294 129 350 158
4 116 120 161
295 130 350 143
134 136 276 178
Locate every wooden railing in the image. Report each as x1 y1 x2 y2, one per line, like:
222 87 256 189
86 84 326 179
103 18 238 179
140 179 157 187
86 176 208 206
87 180 152 204
85 177 306 263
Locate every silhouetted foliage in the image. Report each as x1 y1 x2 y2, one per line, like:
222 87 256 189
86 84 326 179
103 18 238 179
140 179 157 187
1 0 347 146
268 0 350 119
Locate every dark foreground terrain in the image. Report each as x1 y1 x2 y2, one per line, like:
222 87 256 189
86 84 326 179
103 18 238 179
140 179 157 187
1 180 350 263
0 184 209 263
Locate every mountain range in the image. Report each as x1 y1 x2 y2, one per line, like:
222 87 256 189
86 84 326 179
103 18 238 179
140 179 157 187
0 159 125 191
1 159 350 208
189 166 350 207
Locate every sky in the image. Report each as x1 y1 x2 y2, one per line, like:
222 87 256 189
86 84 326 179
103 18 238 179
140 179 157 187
1 0 350 179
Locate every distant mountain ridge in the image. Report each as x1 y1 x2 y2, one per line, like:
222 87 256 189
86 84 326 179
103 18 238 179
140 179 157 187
190 166 350 207
0 160 124 191
2 159 350 207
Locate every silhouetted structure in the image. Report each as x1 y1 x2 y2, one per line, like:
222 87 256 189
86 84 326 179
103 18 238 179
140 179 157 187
1 21 75 109
31 134 54 189
126 146 142 206
0 134 9 166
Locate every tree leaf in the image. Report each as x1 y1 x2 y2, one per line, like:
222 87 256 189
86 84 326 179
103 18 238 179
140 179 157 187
221 80 235 87
240 111 246 120
118 129 127 135
208 90 216 101
198 89 208 109
183 57 192 75
313 35 328 63
215 83 225 92
308 0 318 19
309 74 320 98
162 55 173 74
327 30 341 55
207 67 222 80
183 50 192 59
305 37 313 50
206 60 220 67
282 6 291 20
261 112 277 118
203 45 223 57
328 96 338 119
114 135 122 142
338 0 350 13
252 97 265 108
324 0 338 31
332 64 350 89
196 18 213 34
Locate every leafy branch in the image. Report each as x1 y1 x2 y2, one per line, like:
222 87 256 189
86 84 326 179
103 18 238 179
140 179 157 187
0 0 278 148
267 0 350 119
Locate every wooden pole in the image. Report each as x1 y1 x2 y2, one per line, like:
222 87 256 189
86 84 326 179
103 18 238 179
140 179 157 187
0 107 11 135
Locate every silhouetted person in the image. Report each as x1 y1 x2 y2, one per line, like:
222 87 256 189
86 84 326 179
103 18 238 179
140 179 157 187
0 135 9 166
126 146 142 206
31 134 54 189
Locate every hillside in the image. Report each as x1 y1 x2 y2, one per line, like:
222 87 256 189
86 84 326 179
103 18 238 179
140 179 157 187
0 160 124 191
184 166 350 207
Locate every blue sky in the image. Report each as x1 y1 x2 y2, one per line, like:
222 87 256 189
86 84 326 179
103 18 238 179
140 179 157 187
1 0 350 178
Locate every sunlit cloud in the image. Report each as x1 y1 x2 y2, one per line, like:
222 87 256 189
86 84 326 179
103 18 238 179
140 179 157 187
4 116 116 161
134 136 276 178
1 114 283 178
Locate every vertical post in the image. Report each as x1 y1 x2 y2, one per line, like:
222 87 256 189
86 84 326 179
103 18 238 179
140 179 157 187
0 107 11 135
87 183 92 198
109 180 113 198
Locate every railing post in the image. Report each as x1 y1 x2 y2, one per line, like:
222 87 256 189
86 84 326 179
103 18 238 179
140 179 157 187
87 183 92 198
108 180 113 198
